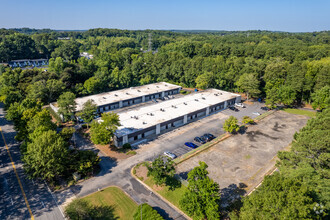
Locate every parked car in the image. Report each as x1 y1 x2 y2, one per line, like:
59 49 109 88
252 112 261 116
229 106 239 112
261 106 270 111
164 151 177 159
185 142 199 149
203 133 215 141
194 136 206 144
235 103 246 108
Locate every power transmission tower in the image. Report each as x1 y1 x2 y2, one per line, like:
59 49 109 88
148 33 152 52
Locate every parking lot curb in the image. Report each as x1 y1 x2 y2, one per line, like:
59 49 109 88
174 110 276 165
174 133 232 165
130 167 192 220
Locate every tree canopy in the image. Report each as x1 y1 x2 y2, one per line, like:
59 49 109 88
57 91 76 122
90 112 120 145
223 116 240 133
180 161 220 220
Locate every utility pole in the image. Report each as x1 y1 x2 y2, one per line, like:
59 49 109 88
140 204 142 220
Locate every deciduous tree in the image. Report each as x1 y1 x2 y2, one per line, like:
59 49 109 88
57 92 77 122
180 161 220 220
147 155 175 186
223 116 240 133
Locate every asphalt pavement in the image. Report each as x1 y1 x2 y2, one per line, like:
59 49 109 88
0 103 65 220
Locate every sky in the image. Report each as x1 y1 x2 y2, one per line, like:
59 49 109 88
0 0 329 32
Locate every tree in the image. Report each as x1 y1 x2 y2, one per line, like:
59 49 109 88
133 203 164 220
57 92 77 122
236 173 317 220
90 112 120 145
223 116 240 133
101 112 121 134
60 127 76 142
278 85 296 106
312 85 330 110
180 161 220 220
242 116 254 124
236 73 260 100
23 130 69 182
65 199 91 220
27 108 57 140
77 99 97 128
147 155 175 186
51 41 80 61
195 71 215 90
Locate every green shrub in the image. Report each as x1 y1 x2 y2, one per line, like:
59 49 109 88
123 143 132 150
242 116 254 124
126 151 137 155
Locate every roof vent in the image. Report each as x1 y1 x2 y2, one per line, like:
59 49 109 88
195 99 199 101
126 92 129 95
156 86 159 88
171 105 177 108
165 84 168 86
160 108 165 112
143 121 147 124
147 87 150 89
114 94 118 96
202 97 206 100
137 90 141 92
150 113 154 116
134 116 139 120
214 93 218 96
184 102 187 105
103 97 107 99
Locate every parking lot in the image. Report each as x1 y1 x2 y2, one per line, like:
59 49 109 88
175 111 309 205
135 101 268 161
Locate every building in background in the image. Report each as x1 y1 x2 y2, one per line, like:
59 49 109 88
50 82 182 116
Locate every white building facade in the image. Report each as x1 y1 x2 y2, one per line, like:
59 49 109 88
114 89 241 147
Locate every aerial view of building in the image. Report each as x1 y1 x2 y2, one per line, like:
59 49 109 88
50 82 182 115
114 89 241 147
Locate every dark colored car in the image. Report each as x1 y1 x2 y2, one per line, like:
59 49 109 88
229 106 235 110
194 137 206 144
185 142 199 149
261 106 270 111
203 133 215 141
229 106 239 112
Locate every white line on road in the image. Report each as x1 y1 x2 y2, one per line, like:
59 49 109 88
44 181 66 219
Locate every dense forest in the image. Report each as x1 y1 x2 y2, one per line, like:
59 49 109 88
1 28 329 110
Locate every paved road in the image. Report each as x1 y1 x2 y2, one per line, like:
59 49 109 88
69 131 187 220
57 101 266 220
0 103 65 220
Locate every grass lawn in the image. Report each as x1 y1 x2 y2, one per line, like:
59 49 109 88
82 186 138 220
144 176 187 210
282 108 316 117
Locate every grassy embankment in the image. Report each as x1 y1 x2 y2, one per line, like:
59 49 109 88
80 186 138 220
282 108 316 117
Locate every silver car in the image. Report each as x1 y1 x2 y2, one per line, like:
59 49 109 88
164 151 177 159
